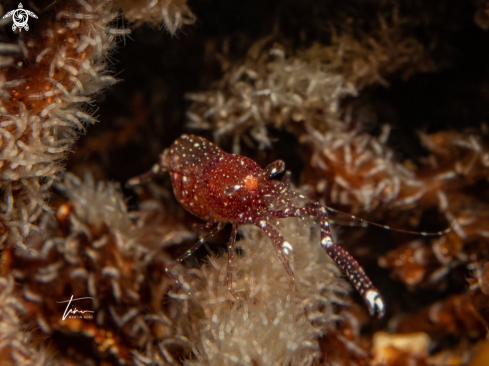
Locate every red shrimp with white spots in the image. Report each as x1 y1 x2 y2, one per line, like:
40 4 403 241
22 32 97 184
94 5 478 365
130 134 386 317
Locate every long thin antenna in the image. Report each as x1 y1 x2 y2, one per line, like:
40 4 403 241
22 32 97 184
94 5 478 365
126 164 165 187
326 206 452 236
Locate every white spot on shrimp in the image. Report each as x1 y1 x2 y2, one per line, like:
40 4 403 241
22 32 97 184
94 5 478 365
282 241 293 255
321 236 333 248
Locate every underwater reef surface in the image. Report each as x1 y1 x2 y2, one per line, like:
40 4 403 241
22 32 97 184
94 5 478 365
1 0 489 365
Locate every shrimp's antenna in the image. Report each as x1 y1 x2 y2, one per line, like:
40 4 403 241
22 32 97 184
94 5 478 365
326 207 453 236
127 164 166 186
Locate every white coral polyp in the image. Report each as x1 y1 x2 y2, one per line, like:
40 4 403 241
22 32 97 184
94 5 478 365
177 218 348 366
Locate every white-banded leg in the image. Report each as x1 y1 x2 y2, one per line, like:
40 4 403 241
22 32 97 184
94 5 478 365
275 205 385 318
165 222 225 294
226 222 240 299
254 219 296 292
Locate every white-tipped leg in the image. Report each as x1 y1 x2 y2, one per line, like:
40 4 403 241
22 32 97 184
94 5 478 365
254 219 296 292
275 204 386 318
365 289 386 318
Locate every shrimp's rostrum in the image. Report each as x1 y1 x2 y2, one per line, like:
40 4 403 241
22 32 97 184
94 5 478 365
158 134 385 317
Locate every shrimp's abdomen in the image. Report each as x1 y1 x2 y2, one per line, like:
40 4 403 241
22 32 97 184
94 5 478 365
162 135 224 221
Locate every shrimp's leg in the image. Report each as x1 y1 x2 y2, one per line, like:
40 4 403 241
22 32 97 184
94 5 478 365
165 223 224 293
226 223 240 299
275 205 385 318
254 219 295 292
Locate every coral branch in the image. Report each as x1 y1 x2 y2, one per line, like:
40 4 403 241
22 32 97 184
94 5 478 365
173 219 349 365
3 173 193 364
0 1 129 249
